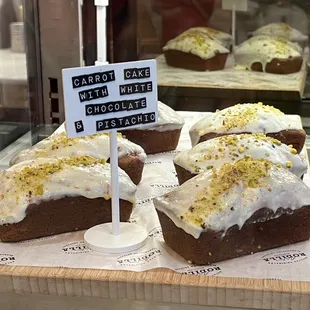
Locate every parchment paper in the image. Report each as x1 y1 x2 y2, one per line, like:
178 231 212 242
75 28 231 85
0 112 309 281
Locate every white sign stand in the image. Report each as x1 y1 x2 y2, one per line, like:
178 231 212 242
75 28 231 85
222 0 248 50
82 0 148 253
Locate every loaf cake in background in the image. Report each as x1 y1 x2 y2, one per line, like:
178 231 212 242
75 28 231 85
252 23 308 48
189 102 306 153
122 101 185 154
10 131 146 185
163 30 230 71
174 133 307 185
154 157 310 265
234 35 303 74
182 27 233 50
0 156 136 242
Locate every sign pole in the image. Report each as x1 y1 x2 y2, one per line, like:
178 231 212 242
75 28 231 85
110 130 120 236
232 4 236 51
76 0 149 253
222 0 248 51
95 0 109 66
94 0 120 236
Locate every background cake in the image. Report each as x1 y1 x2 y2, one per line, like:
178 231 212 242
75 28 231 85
252 23 308 48
163 30 229 71
174 133 307 185
182 27 233 50
0 156 136 242
10 131 146 185
154 157 310 265
122 101 184 154
189 102 306 153
234 35 303 74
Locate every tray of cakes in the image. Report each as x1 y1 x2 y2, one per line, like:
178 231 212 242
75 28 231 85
157 23 309 101
2 102 310 283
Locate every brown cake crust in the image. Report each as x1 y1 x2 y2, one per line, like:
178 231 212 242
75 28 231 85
198 129 306 154
0 197 133 242
157 206 310 265
251 56 303 74
122 129 182 154
164 50 229 71
174 163 196 185
116 154 144 185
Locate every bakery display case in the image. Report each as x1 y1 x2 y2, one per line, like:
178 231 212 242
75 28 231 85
2 1 310 310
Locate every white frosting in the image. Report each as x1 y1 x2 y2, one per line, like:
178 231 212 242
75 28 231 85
154 160 310 239
174 134 307 178
253 23 308 43
10 131 147 165
133 101 185 132
234 35 301 72
182 27 232 49
189 103 303 146
163 31 229 60
0 157 136 225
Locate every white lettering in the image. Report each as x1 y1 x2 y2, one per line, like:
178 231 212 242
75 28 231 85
102 74 107 82
109 72 114 79
79 92 87 101
87 106 93 115
97 121 104 130
120 86 127 94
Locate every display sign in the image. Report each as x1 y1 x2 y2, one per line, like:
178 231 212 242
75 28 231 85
222 0 248 11
62 59 158 138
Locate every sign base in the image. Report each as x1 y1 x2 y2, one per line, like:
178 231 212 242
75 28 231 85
84 222 148 254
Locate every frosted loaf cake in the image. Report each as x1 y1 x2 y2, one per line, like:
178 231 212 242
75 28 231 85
174 134 307 185
0 156 136 242
182 27 233 49
10 131 146 185
234 35 303 74
252 23 308 47
189 103 306 153
163 31 229 71
154 157 310 264
122 101 185 154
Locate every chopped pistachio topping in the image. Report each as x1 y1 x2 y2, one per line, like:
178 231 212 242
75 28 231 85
218 103 283 131
12 156 106 197
286 161 293 168
174 32 211 51
45 132 123 153
196 133 283 165
182 157 272 228
290 148 298 155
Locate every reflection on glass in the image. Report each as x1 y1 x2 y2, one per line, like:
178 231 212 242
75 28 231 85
0 0 30 165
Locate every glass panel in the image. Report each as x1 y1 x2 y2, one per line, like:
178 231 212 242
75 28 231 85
0 0 31 166
90 0 310 120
